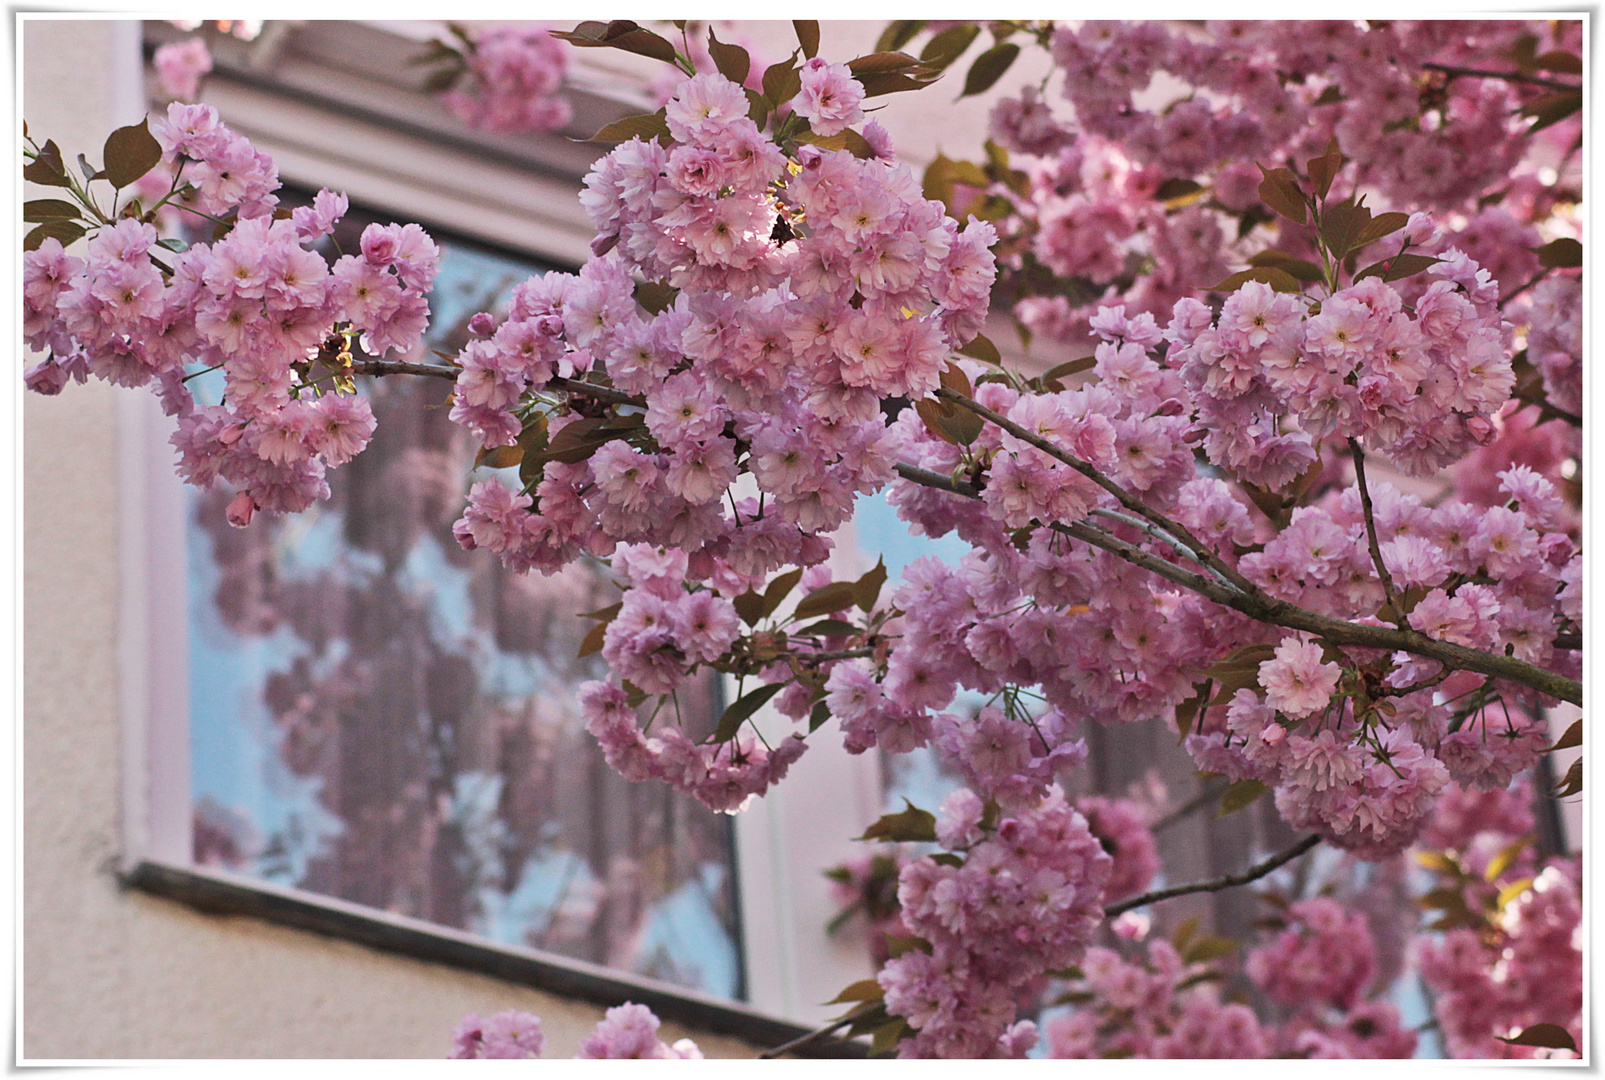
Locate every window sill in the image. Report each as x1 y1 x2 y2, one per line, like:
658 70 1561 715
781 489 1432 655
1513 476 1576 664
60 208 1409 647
120 859 865 1059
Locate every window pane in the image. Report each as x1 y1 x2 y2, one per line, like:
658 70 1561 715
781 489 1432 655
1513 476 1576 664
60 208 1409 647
183 211 745 999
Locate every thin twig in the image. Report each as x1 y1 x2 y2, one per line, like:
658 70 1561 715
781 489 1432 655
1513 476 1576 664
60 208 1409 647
1089 507 1235 588
1151 779 1228 834
1348 438 1400 617
1499 265 1552 306
1421 62 1581 92
1103 834 1323 917
935 386 1262 599
757 1016 855 1060
794 648 876 663
905 391 1579 702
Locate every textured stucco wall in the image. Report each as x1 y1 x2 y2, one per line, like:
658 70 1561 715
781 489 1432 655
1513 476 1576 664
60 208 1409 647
20 19 760 1060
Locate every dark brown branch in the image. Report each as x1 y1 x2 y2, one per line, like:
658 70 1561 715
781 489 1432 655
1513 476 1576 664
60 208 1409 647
936 386 1263 599
1103 834 1323 917
1499 265 1552 307
889 447 1582 706
794 648 876 663
1555 632 1581 652
349 359 647 410
1348 438 1400 616
758 1016 855 1060
349 357 458 379
1421 61 1581 92
1150 779 1228 834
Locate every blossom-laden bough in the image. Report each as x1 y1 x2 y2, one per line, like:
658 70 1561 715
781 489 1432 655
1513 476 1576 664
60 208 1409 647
23 18 1581 1060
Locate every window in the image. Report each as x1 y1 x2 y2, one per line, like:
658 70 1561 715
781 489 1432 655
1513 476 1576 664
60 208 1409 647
118 19 875 1045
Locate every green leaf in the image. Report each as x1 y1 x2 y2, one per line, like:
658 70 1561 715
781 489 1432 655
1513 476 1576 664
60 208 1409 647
1306 143 1344 202
1354 252 1441 284
707 28 751 86
1256 166 1307 225
157 236 189 253
1154 177 1206 207
808 699 831 733
1546 718 1581 753
553 21 680 66
840 128 878 160
858 799 938 843
1496 1023 1577 1053
22 199 80 223
1354 211 1409 249
1040 356 1096 390
1182 933 1238 964
745 88 770 131
577 620 608 659
794 581 859 621
102 118 162 189
884 935 933 958
825 978 885 1005
1521 90 1582 133
960 41 1019 98
1246 249 1325 283
1483 836 1529 883
915 398 983 446
585 109 670 144
793 20 820 59
1495 877 1535 911
1551 757 1581 798
957 333 1001 365
1534 237 1582 269
633 279 679 315
1218 778 1268 816
1533 50 1582 74
734 590 765 627
1318 197 1373 260
711 682 785 743
848 50 932 75
762 567 805 618
421 67 463 93
1171 915 1201 952
1210 266 1303 294
869 1018 907 1057
1413 850 1462 876
921 24 979 69
856 71 937 98
762 58 802 107
579 601 622 622
874 20 926 53
798 619 858 637
22 139 70 187
854 558 888 613
22 220 85 251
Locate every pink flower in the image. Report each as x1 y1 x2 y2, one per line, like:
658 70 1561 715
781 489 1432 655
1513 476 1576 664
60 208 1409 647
795 57 865 136
154 37 212 101
1259 637 1341 718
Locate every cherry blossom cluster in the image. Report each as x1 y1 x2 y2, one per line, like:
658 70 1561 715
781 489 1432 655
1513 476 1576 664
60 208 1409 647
153 36 212 101
449 1004 702 1059
1412 778 1582 1059
874 786 1111 1058
441 24 573 134
973 19 1580 349
24 103 437 526
1045 926 1417 1059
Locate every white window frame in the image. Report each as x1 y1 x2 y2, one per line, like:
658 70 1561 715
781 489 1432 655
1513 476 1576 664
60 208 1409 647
118 18 882 1041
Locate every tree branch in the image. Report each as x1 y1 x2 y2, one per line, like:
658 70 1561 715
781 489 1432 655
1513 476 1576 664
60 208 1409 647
1348 438 1400 616
1103 834 1323 917
935 386 1263 599
888 450 1582 705
757 1015 855 1059
1421 61 1581 92
349 359 647 410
